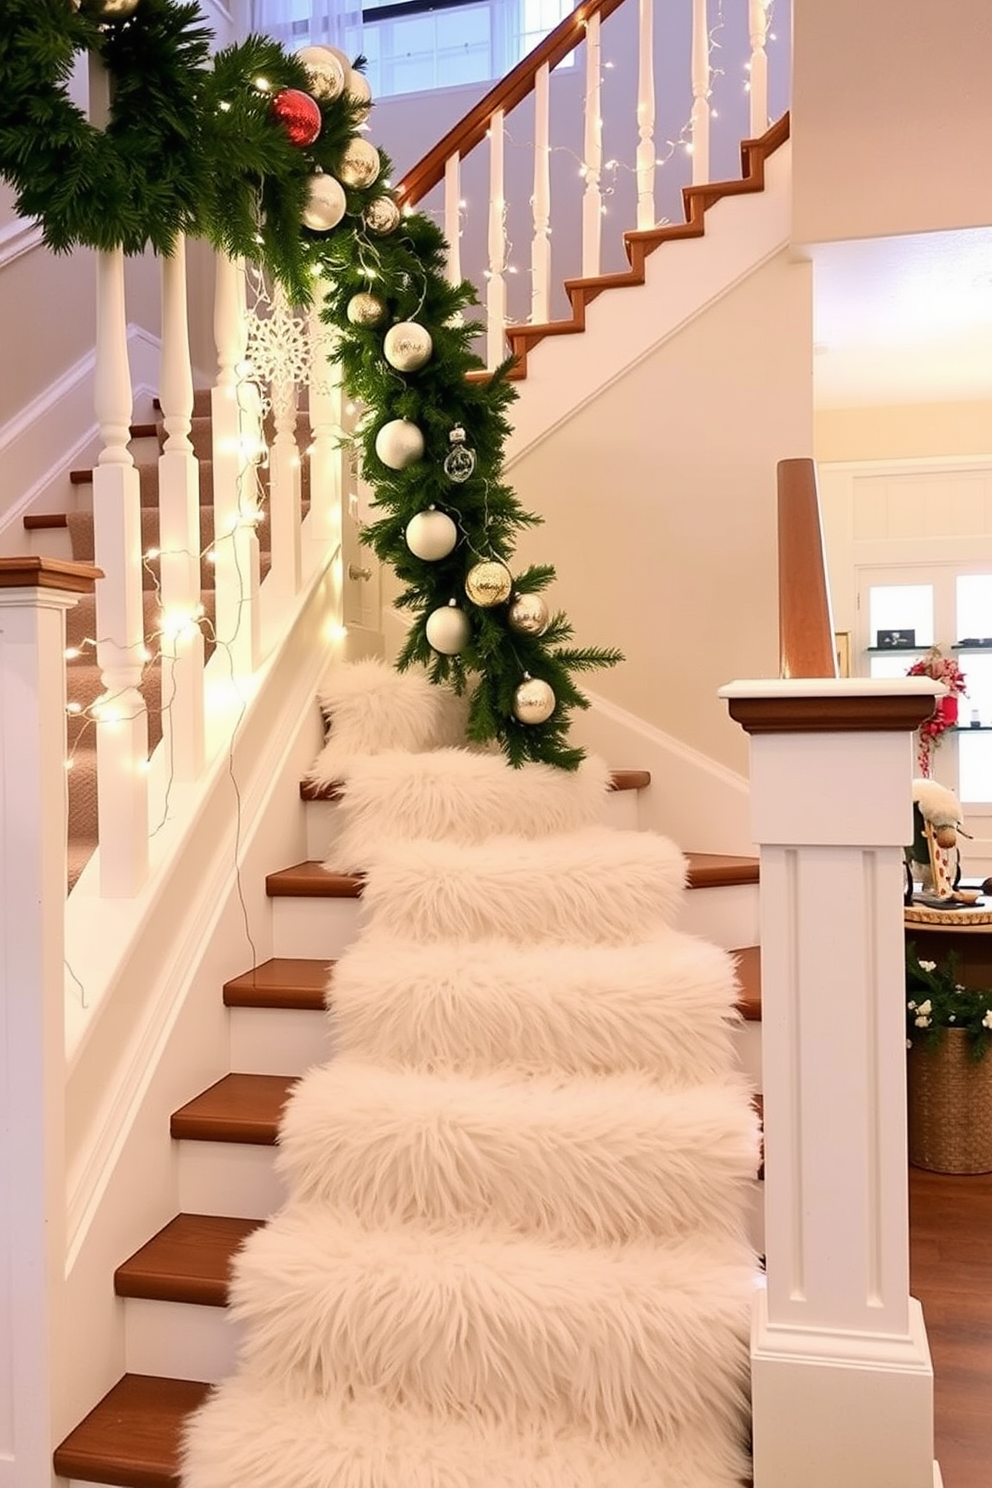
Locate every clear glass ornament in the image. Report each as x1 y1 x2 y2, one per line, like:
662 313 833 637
443 426 477 483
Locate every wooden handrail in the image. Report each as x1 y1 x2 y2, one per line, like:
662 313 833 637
396 0 629 206
777 457 837 680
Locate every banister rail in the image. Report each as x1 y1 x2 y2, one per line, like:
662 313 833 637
777 456 837 680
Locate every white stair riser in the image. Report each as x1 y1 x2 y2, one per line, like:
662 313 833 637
304 789 642 862
230 1005 333 1076
271 895 362 958
178 1139 286 1220
124 1296 241 1384
679 882 759 950
735 1019 762 1087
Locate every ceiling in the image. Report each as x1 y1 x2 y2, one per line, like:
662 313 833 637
810 226 992 409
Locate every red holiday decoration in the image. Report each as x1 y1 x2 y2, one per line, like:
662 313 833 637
270 88 322 148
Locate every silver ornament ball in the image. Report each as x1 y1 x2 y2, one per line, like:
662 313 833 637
508 592 550 637
374 418 424 470
346 291 387 327
465 560 512 608
302 173 347 232
406 509 458 561
295 45 346 101
364 196 401 235
346 68 373 121
513 676 556 725
337 138 381 190
383 321 433 373
425 603 471 656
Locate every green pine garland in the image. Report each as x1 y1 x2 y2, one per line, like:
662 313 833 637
0 0 622 769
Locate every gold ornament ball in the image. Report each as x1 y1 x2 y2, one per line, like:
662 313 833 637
374 418 424 470
508 592 550 636
338 138 381 190
513 676 557 725
296 45 346 101
346 68 373 121
406 509 458 561
465 560 512 608
346 291 387 327
302 173 347 232
383 321 433 373
425 603 471 655
81 0 140 16
364 196 401 235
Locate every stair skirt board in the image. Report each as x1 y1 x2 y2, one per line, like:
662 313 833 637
180 697 760 1488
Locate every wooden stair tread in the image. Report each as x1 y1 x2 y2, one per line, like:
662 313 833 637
685 853 759 888
300 767 651 803
23 511 69 530
116 1214 259 1306
53 1373 210 1488
732 945 761 1021
223 957 333 1010
170 1073 296 1144
266 861 363 897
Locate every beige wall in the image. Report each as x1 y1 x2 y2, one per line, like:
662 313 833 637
508 250 814 776
815 402 992 464
792 0 992 245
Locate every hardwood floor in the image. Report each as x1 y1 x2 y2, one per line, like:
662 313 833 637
910 1167 992 1488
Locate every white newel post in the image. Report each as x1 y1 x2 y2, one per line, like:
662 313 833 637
0 559 100 1488
93 248 149 897
720 679 942 1488
211 252 261 676
158 236 205 781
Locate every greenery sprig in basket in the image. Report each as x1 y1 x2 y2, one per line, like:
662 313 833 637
906 943 992 1061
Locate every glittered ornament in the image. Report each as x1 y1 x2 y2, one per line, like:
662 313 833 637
443 426 477 483
346 68 373 121
374 418 424 470
346 291 387 327
270 88 323 148
296 45 346 101
426 602 471 656
302 174 347 232
337 138 381 190
465 560 512 608
80 0 140 17
513 675 556 724
406 508 458 561
383 321 433 373
508 592 550 637
364 196 401 236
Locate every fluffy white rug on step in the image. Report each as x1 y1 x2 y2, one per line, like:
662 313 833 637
326 932 743 1083
183 1376 752 1488
226 1208 752 1443
321 750 613 871
359 827 686 945
308 659 470 782
275 1059 759 1242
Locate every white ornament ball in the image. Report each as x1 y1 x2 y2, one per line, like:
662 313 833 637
508 592 550 636
465 559 513 608
296 45 346 101
383 321 433 373
426 603 471 655
406 509 458 561
302 173 347 232
346 291 387 327
364 196 401 235
346 68 373 121
513 676 556 725
374 418 424 470
338 138 381 190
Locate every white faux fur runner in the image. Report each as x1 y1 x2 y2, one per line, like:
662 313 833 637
183 661 759 1488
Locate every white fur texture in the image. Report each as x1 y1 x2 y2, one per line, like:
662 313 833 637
228 1209 753 1443
183 1376 751 1488
276 1060 760 1242
308 660 470 782
326 933 742 1083
361 828 685 945
323 751 613 872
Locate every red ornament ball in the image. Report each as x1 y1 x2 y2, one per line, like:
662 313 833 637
271 89 322 148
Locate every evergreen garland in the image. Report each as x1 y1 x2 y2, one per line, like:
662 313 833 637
0 0 622 770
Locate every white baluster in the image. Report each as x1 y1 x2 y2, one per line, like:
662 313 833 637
636 0 657 229
306 278 345 560
531 62 552 324
581 11 602 279
748 0 771 138
210 253 260 676
266 284 303 613
93 247 148 897
0 560 97 1488
158 235 204 783
444 153 462 288
486 109 507 370
690 0 711 185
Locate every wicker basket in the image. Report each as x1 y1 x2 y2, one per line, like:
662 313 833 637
908 1029 992 1173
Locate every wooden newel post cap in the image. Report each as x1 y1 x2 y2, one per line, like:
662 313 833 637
0 557 103 595
718 678 943 735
